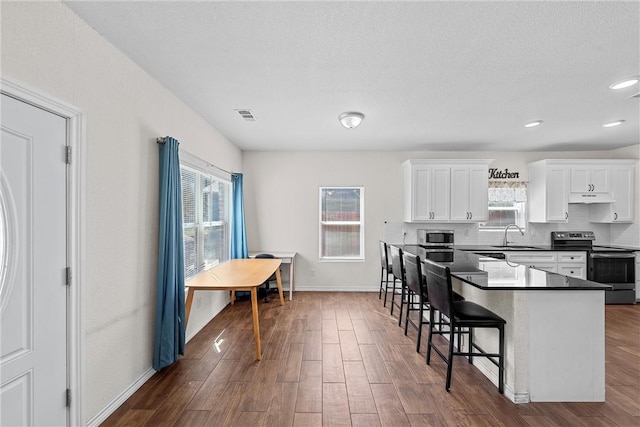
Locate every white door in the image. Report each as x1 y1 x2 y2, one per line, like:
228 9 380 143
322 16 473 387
1 94 68 426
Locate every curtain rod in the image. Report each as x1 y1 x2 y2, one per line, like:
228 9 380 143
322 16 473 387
156 136 237 177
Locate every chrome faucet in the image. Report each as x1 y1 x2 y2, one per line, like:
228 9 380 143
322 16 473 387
503 224 525 246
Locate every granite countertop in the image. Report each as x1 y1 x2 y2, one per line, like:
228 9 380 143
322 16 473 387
400 245 611 291
455 244 640 252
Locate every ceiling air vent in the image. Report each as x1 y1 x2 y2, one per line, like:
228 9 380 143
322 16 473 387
626 92 640 99
235 109 256 121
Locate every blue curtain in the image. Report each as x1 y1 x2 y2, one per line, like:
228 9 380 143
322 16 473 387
153 136 185 371
230 173 248 259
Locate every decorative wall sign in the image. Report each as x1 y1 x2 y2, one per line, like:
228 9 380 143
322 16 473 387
489 168 520 179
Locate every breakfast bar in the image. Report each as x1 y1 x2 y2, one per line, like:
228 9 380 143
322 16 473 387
402 245 611 403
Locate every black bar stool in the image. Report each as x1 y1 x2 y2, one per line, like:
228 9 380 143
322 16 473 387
378 241 394 307
423 258 506 394
388 245 405 326
402 252 430 352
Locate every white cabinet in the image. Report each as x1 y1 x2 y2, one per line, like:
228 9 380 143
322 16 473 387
506 251 587 278
529 159 637 223
590 163 636 223
450 165 489 222
506 252 558 273
402 159 492 223
557 251 587 279
403 162 450 222
570 165 610 194
528 161 570 223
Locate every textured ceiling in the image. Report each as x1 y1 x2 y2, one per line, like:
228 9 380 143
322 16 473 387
64 1 639 152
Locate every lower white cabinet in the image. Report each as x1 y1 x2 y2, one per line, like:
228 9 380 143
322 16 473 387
506 252 557 273
506 251 586 278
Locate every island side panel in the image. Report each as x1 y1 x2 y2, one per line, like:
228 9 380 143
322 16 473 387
526 290 605 402
453 280 529 402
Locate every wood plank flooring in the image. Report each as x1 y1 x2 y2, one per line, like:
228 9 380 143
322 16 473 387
102 292 640 426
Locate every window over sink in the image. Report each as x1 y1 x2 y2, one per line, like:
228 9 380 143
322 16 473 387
479 181 527 231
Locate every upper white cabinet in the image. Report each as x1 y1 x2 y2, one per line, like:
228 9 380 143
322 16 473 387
403 159 492 223
570 165 610 194
450 165 489 222
528 160 570 223
403 162 450 222
529 159 637 223
590 162 636 223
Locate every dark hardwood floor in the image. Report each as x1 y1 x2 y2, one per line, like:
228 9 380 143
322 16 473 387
102 292 640 426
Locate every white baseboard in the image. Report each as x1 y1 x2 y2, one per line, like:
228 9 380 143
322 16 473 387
86 367 156 426
293 286 378 292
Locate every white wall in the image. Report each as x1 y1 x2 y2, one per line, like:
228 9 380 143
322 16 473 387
1 2 241 422
243 147 640 291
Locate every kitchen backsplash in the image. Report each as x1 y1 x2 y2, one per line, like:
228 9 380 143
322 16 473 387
384 203 639 247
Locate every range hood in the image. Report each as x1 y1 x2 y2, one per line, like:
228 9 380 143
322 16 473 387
568 193 615 204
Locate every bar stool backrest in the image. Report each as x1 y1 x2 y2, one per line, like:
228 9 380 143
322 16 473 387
403 252 424 298
389 245 404 283
379 241 391 271
422 258 453 320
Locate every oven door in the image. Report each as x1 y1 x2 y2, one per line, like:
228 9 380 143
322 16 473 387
588 252 636 284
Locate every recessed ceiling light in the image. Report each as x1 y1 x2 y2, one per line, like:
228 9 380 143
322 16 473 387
524 120 543 128
603 120 625 128
609 77 639 90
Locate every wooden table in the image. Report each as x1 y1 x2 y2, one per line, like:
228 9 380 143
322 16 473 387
185 258 284 360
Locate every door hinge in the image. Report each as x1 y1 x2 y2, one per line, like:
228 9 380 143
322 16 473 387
66 267 71 286
65 146 72 164
66 388 71 407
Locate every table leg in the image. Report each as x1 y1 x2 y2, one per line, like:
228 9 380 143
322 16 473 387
185 287 195 328
289 259 294 301
231 290 235 305
275 268 285 306
250 287 262 360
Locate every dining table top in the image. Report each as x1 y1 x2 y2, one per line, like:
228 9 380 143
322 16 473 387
185 258 282 291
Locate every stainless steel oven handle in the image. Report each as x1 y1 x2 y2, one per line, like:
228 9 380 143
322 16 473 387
589 253 636 259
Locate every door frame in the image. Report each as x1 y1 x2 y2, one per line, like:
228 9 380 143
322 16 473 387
1 77 85 426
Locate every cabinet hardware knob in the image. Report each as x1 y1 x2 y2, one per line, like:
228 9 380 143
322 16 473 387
565 212 568 220
614 213 618 220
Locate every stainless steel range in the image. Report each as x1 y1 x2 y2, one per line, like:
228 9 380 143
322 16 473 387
551 231 636 304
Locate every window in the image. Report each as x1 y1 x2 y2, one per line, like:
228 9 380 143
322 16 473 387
319 187 364 260
479 181 527 230
181 163 230 279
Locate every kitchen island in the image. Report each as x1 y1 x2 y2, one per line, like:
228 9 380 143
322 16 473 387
402 245 611 403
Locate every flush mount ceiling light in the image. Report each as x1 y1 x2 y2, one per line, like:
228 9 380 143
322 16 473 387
609 77 639 90
524 120 543 128
339 112 365 129
603 120 625 128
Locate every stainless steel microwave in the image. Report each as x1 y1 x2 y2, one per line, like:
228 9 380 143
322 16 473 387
417 229 454 247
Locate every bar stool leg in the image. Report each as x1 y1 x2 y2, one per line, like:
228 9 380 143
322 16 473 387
390 277 397 316
499 325 505 394
468 328 474 364
446 326 455 392
398 283 405 326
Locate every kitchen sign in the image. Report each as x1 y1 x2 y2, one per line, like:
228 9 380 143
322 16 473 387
489 168 520 179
